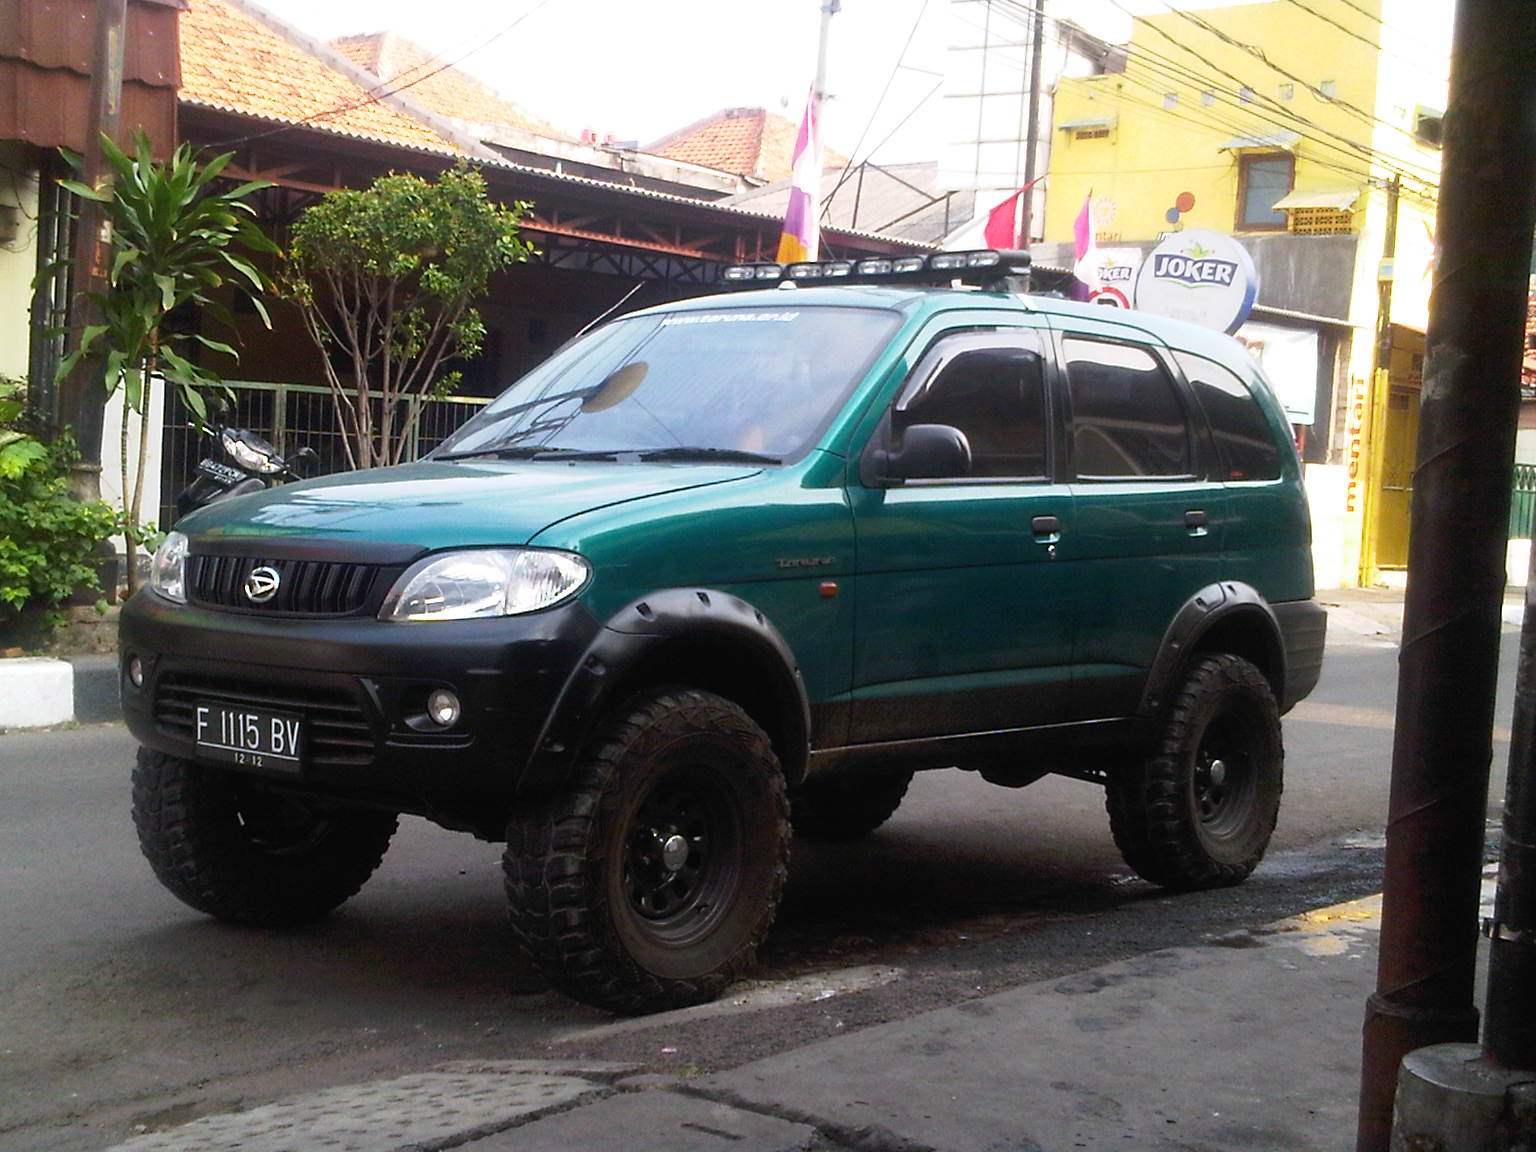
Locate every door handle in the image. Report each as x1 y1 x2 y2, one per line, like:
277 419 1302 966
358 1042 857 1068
1185 509 1208 536
1031 515 1062 540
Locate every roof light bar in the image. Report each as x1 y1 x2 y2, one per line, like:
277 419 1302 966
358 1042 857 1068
721 249 1030 290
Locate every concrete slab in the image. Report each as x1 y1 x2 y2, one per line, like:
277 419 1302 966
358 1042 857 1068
462 1091 821 1152
104 1070 605 1152
0 657 72 728
701 897 1382 1152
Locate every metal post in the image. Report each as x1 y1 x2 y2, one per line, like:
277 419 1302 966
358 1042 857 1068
1018 0 1046 244
1356 0 1536 1147
1488 545 1536 1068
55 0 127 503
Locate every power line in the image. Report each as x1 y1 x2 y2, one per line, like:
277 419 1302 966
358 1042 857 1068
823 0 936 214
974 0 1440 195
210 0 556 150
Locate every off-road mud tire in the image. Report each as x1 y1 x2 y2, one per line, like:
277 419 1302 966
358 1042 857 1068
1106 654 1282 891
790 770 914 840
504 688 789 1015
131 747 398 925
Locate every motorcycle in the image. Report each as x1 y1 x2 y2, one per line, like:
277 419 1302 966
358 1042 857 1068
175 408 318 521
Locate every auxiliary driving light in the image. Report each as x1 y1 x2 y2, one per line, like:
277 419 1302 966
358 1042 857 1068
127 655 145 689
427 689 461 729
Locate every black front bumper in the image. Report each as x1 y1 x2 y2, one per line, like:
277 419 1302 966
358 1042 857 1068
119 589 602 831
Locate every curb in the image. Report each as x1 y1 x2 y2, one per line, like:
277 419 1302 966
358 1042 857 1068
0 654 119 729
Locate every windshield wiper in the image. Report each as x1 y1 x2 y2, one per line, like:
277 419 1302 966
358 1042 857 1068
637 446 781 465
433 445 553 461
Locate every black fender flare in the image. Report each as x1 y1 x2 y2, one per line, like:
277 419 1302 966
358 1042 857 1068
1138 581 1287 717
514 588 812 796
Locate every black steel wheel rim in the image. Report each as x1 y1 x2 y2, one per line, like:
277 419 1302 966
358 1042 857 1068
622 765 743 945
1192 708 1260 838
235 785 330 855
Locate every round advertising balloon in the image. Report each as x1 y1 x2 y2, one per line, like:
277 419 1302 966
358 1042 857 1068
1132 229 1259 334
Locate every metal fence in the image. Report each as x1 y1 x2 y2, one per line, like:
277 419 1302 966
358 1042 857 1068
159 380 490 530
1512 462 1536 542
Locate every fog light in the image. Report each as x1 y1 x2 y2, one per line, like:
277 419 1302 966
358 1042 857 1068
127 656 145 689
426 689 461 729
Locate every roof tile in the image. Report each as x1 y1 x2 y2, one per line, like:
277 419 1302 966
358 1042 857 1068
178 0 459 152
646 107 847 182
329 32 569 139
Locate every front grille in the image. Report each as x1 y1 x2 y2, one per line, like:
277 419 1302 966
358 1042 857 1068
187 554 382 615
155 672 375 767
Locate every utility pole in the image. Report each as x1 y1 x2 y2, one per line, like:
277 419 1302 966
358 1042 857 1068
1355 0 1536 1146
55 0 128 504
1018 0 1046 245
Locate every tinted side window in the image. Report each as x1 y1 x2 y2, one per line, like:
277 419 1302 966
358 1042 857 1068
1063 338 1192 478
897 337 1048 478
1175 351 1283 481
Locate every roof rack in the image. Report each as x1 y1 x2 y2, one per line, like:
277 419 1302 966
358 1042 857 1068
720 248 1032 292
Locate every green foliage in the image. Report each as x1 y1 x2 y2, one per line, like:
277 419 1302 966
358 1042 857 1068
0 375 47 480
285 162 533 469
0 404 117 619
57 130 276 418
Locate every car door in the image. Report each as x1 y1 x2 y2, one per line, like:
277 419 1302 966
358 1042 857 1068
847 322 1077 745
1049 319 1224 720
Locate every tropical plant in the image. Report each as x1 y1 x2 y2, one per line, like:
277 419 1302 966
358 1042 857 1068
0 375 46 480
0 377 117 634
285 163 533 470
58 130 276 588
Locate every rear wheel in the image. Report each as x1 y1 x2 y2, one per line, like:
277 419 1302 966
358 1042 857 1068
504 688 789 1014
131 747 397 925
1106 654 1282 890
791 770 914 840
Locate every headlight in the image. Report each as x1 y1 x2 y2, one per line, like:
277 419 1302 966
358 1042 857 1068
220 430 282 474
380 549 590 622
150 531 189 604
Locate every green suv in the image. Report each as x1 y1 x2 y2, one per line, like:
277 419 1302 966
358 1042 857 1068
121 254 1326 1014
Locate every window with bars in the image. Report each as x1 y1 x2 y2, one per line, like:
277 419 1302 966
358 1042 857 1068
1286 206 1356 235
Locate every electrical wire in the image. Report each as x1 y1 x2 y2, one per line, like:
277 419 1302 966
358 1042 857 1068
950 0 1439 200
209 0 556 150
822 0 936 216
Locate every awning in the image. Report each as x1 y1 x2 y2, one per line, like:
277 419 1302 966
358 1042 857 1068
1271 187 1361 211
1057 117 1116 131
1219 130 1301 151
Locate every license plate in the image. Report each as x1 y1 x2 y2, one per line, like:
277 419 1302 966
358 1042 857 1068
197 458 246 485
194 701 305 772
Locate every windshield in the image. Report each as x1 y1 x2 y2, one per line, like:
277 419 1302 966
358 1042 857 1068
433 305 902 462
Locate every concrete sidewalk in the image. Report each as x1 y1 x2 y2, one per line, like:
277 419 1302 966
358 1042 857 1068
110 891 1395 1152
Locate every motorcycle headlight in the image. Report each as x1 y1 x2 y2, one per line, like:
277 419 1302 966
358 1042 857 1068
150 531 189 604
220 430 283 475
380 549 590 622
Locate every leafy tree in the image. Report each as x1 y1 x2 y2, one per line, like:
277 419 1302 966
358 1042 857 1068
59 131 276 587
285 163 533 470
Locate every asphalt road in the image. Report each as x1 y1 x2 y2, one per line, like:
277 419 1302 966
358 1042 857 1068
0 616 1519 1152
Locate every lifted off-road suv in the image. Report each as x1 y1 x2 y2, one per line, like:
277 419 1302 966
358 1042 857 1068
121 251 1325 1014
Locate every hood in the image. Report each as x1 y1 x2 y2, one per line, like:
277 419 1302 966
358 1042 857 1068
179 459 761 551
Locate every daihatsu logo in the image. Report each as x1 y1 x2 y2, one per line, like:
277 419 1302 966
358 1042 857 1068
244 565 281 604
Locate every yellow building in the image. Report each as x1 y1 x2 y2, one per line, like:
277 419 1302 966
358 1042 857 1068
1042 0 1448 588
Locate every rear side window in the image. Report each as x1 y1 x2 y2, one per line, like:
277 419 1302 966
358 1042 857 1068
896 333 1048 478
1063 338 1192 478
1174 351 1283 481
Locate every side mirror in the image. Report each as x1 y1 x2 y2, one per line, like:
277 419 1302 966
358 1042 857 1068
870 423 972 484
289 446 319 476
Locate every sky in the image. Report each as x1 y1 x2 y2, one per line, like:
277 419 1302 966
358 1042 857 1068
251 0 1127 168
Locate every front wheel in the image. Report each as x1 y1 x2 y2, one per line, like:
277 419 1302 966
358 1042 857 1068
504 688 789 1015
1105 654 1282 890
132 747 398 925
